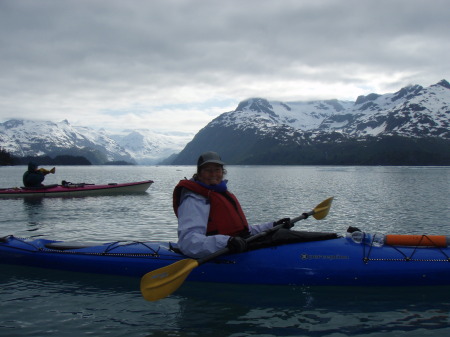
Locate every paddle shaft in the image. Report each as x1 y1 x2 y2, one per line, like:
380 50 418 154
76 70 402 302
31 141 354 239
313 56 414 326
196 211 312 265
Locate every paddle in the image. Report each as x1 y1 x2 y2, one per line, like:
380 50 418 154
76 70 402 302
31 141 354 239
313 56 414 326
140 197 333 301
38 167 56 175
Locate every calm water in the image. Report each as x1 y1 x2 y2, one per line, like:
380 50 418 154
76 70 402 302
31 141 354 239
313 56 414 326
0 165 449 336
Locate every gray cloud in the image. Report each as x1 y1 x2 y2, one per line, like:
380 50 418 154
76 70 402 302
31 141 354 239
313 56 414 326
0 0 448 133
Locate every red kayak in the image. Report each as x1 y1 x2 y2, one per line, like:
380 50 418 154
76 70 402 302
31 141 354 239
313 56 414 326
0 180 153 198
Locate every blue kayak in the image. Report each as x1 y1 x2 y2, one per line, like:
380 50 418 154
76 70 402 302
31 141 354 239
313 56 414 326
1 232 450 287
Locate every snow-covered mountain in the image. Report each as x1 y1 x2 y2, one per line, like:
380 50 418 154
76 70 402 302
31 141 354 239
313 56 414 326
0 119 130 164
212 80 449 138
1 80 449 166
0 120 191 164
108 129 193 165
319 80 449 138
172 80 450 165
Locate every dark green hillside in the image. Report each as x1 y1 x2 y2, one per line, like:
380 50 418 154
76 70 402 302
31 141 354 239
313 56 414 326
172 122 450 166
240 136 450 165
0 148 15 165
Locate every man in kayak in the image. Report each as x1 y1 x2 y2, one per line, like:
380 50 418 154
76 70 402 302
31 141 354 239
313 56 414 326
22 162 56 187
173 151 292 258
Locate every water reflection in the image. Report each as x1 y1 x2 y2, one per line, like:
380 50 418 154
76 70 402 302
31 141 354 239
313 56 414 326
22 197 45 230
2 264 450 337
173 283 450 336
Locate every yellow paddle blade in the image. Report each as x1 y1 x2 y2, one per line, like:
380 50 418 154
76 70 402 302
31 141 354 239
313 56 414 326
140 259 199 301
312 197 333 220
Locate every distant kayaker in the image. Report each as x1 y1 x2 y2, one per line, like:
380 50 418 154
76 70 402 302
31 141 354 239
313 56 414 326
23 162 56 187
173 151 292 258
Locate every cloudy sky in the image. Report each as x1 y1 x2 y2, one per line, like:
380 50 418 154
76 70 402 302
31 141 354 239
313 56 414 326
0 0 448 135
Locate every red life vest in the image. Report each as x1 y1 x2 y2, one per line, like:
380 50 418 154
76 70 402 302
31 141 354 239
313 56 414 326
173 180 250 237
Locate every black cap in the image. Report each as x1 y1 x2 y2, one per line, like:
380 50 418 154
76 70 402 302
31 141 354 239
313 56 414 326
197 151 225 168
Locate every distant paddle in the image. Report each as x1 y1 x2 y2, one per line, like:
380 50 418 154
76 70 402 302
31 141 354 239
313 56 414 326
38 167 56 174
140 197 334 301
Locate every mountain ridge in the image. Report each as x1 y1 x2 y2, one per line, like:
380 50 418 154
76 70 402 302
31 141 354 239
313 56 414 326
171 79 450 165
